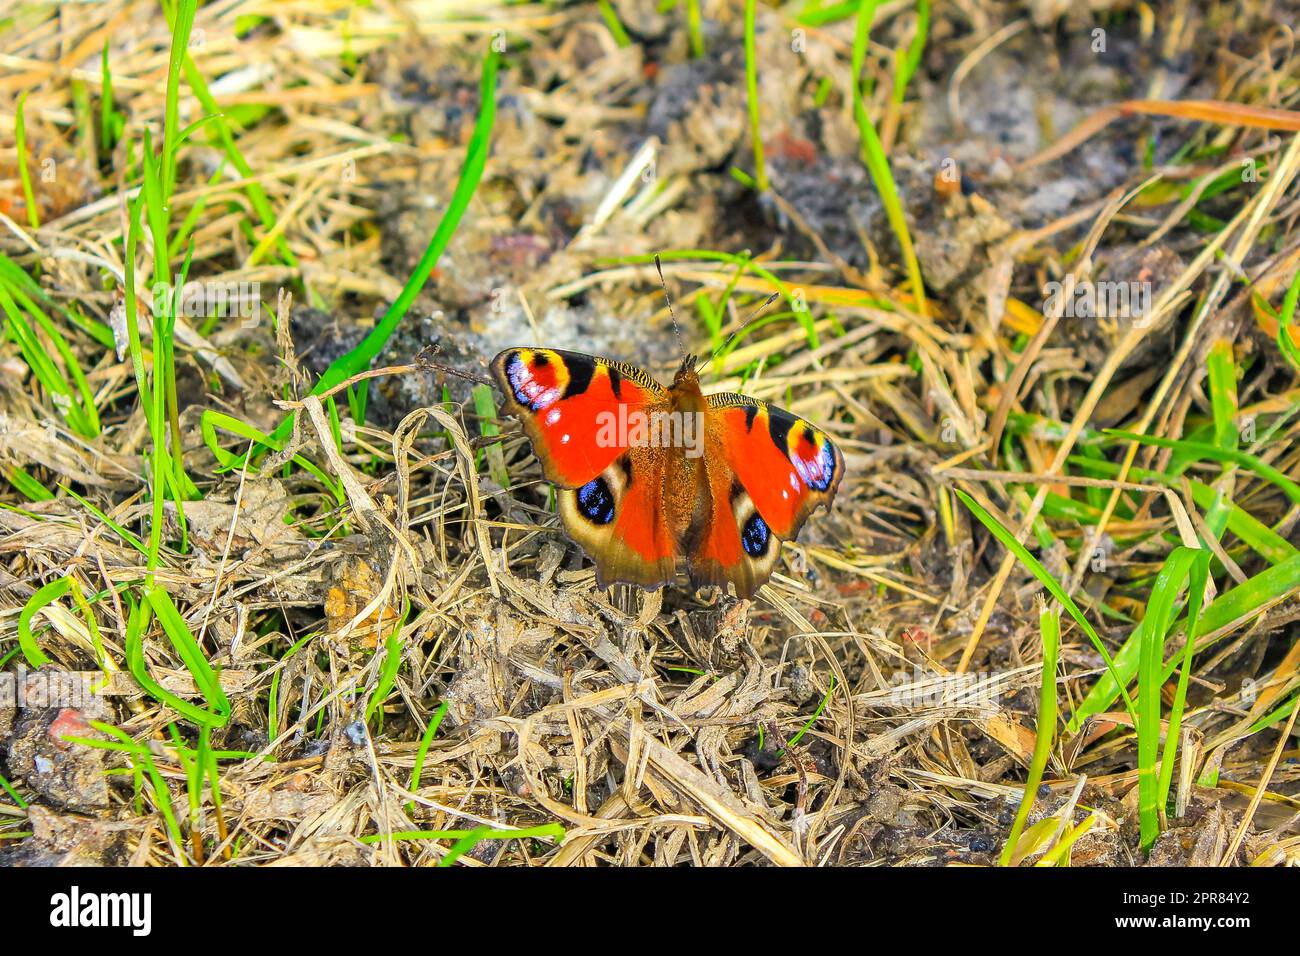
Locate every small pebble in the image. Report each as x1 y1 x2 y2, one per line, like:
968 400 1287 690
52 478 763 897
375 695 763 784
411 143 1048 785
344 720 367 746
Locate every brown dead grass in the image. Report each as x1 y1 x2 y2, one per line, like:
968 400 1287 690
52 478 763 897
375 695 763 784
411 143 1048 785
0 0 1297 867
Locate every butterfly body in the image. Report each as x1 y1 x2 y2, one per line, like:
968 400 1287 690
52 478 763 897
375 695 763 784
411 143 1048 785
491 347 844 598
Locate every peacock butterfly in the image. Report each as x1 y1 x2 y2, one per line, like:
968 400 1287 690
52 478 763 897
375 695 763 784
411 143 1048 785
489 346 844 598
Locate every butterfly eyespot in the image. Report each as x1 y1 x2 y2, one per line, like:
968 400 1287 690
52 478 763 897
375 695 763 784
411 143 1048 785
576 477 616 525
792 440 836 492
742 512 770 557
506 351 563 410
816 443 838 490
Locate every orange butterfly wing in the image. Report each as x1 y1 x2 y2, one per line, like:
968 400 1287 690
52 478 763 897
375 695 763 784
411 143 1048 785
558 448 679 589
490 348 667 487
491 348 679 587
687 394 844 598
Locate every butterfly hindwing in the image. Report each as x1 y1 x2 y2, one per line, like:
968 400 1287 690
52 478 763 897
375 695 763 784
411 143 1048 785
686 459 781 598
557 446 679 589
686 394 844 598
490 347 668 488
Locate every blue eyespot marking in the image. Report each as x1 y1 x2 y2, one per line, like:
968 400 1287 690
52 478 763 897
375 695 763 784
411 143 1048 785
506 352 562 411
807 440 837 491
576 478 615 525
742 512 770 557
791 432 836 492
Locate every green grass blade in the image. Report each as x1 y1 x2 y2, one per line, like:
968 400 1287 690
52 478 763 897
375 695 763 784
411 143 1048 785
473 383 510 488
0 769 27 809
685 0 704 58
365 602 409 723
161 0 198 198
85 720 184 860
596 0 631 46
1137 549 1205 850
1269 266 1300 371
1103 430 1300 505
200 410 343 503
955 489 1138 722
59 486 148 555
892 0 929 105
783 675 834 752
14 92 39 230
1205 340 1238 450
6 466 52 502
407 700 449 815
123 596 224 728
1075 551 1300 725
145 585 230 721
851 0 926 315
744 0 768 192
359 823 566 865
99 39 117 154
0 277 100 437
1157 551 1210 811
610 249 822 348
17 577 70 667
999 603 1059 866
268 47 501 445
1067 456 1296 565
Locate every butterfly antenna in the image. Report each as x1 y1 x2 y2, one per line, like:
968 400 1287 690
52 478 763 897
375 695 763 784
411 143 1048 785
653 254 689 364
415 343 494 388
693 290 782 378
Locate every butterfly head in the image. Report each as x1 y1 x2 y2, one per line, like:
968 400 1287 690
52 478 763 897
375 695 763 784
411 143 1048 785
670 354 705 409
674 353 698 381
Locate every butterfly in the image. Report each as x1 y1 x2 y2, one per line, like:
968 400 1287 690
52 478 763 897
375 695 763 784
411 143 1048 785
489 347 844 598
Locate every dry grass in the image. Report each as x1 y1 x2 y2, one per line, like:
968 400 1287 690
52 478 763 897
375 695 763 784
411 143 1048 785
0 0 1298 867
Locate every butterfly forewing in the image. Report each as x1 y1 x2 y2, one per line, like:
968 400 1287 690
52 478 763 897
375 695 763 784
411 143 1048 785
490 347 667 488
